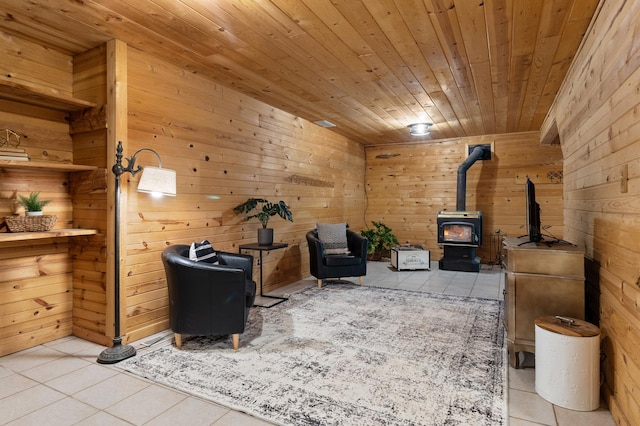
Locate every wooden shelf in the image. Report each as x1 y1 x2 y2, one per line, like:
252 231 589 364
0 78 97 112
0 160 97 172
0 228 99 243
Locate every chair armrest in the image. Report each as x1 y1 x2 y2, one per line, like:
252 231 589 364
218 251 254 281
347 230 368 259
306 230 325 255
306 230 325 271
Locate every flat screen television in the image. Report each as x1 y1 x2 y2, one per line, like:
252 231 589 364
525 178 542 242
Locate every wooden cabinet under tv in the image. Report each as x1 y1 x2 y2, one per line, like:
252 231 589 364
502 236 585 368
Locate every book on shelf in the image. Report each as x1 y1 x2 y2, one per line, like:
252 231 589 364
0 151 29 157
0 146 27 153
0 155 30 161
0 146 28 157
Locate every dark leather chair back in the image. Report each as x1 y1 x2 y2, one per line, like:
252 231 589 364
161 244 256 348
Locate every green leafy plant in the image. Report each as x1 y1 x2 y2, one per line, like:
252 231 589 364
360 221 399 258
233 198 293 228
17 192 51 212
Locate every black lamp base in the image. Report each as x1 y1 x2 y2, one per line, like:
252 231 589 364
97 341 136 364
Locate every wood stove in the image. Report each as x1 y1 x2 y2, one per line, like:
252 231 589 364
438 210 482 272
437 210 483 246
438 144 490 272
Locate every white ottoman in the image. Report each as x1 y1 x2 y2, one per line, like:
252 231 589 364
535 316 600 411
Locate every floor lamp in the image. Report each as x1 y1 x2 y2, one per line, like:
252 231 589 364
97 141 176 364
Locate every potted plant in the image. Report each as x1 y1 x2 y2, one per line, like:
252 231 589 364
360 221 399 260
17 192 51 216
233 198 293 245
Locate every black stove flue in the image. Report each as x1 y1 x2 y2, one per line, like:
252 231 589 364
456 145 490 210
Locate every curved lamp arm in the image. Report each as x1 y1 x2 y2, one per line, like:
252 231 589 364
112 141 163 177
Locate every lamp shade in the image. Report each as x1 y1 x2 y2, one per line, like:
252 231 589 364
137 166 176 196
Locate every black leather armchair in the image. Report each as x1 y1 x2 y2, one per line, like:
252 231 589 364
306 229 368 288
161 244 256 350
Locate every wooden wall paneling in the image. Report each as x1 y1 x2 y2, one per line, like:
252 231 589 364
0 30 74 95
364 132 564 262
0 102 74 163
120 46 366 340
72 44 108 106
0 34 84 355
0 167 72 227
541 0 640 423
0 239 73 356
0 313 72 357
103 39 129 343
70 44 110 346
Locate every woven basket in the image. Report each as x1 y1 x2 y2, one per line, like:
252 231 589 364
4 215 57 232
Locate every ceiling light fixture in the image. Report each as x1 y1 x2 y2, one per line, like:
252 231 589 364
408 123 432 136
314 120 336 128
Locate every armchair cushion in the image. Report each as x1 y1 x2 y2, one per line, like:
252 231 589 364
316 222 349 254
324 254 362 267
189 240 218 263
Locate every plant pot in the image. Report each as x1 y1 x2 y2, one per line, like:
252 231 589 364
368 249 391 261
258 228 274 246
368 251 382 261
26 211 43 216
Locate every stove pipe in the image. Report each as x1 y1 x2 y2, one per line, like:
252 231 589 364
456 145 488 211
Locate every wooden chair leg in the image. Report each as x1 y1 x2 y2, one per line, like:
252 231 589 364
359 276 363 285
318 279 323 288
174 333 182 348
232 333 239 350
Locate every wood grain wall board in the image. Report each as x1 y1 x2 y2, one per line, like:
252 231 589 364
0 282 72 318
1 300 73 333
71 275 106 297
0 55 102 349
0 31 73 94
69 42 109 345
364 132 564 260
0 100 71 125
0 314 72 357
72 308 106 329
72 298 107 319
0 270 70 296
0 248 70 272
125 304 169 331
71 325 111 348
541 0 640 422
600 290 640 408
118 46 367 341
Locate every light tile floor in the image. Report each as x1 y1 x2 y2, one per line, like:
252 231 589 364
0 261 616 425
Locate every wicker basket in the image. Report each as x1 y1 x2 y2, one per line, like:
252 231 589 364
4 215 57 232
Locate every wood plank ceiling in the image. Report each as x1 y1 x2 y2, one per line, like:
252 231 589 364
0 0 600 145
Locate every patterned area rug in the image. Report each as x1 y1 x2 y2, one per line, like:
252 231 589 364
119 284 506 425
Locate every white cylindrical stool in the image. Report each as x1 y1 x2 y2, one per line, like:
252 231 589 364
535 316 600 411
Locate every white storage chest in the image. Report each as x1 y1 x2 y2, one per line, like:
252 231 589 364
391 246 430 271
